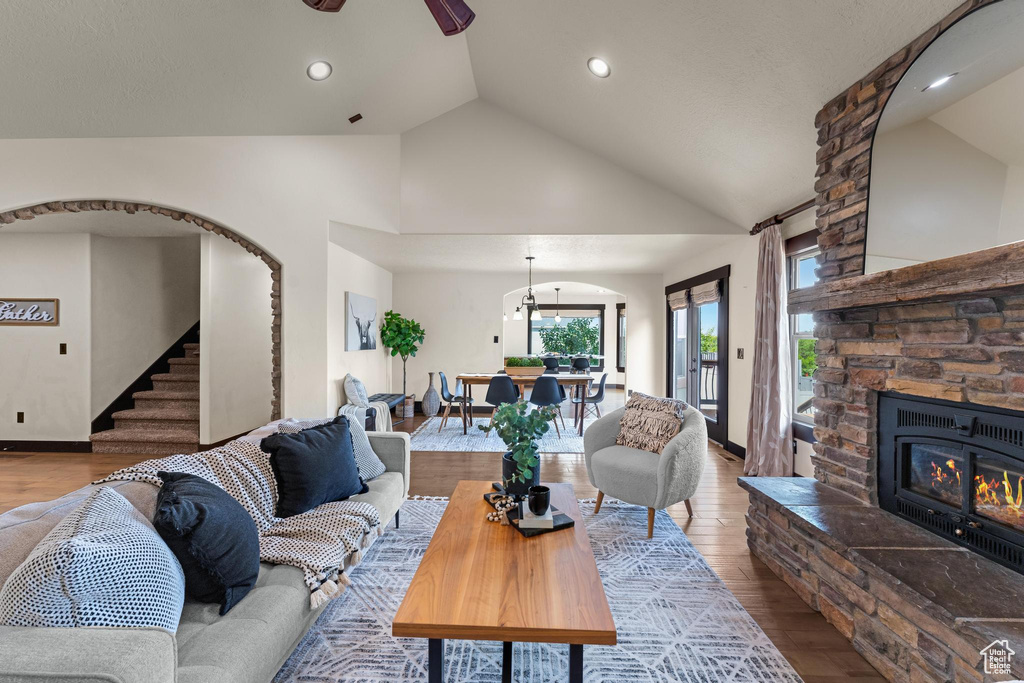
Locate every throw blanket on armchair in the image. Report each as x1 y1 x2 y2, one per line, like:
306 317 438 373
95 439 381 608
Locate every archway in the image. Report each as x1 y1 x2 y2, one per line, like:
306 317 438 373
0 200 282 424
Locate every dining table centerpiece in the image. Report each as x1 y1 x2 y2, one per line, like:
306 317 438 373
503 356 545 377
479 401 556 498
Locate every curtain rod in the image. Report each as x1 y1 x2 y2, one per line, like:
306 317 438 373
749 198 816 236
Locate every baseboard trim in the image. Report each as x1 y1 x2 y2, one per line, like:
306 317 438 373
201 430 252 450
0 441 92 453
725 440 746 459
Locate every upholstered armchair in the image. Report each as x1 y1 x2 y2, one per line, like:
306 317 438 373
584 405 708 538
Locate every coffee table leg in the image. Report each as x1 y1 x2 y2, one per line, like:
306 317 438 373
569 644 583 683
502 641 512 683
428 639 444 683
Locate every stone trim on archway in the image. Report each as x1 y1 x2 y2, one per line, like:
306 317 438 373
0 200 282 421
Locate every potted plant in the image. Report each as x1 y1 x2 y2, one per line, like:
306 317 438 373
380 310 426 417
503 356 545 377
479 401 556 497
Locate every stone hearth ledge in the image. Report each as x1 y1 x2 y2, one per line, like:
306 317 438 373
740 476 1024 681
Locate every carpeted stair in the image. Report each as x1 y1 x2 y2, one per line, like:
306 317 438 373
90 342 200 455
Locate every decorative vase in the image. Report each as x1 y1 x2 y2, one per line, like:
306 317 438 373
422 372 440 417
502 452 541 499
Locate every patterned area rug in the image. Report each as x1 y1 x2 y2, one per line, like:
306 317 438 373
274 498 802 683
409 415 597 453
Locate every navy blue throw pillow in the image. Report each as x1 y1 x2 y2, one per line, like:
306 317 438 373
153 472 260 615
260 417 368 518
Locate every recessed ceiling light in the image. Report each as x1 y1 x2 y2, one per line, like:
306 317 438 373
587 57 611 78
307 61 333 81
923 72 957 91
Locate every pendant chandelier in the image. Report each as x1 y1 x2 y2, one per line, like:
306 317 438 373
554 287 562 323
513 257 542 321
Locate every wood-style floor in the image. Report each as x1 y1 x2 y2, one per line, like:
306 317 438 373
0 414 881 682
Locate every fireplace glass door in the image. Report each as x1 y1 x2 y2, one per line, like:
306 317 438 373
974 456 1024 532
903 442 965 509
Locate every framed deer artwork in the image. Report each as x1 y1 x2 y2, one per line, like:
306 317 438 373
345 292 378 351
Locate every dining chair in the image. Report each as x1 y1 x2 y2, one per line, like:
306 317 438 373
570 356 591 374
542 357 561 373
572 372 608 422
483 375 519 437
438 371 473 432
529 375 566 436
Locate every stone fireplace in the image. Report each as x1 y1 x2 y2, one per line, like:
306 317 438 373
741 1 1024 680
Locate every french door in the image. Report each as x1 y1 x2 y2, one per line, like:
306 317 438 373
666 266 729 446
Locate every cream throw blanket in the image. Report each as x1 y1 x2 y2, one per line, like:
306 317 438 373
339 400 394 432
96 438 381 608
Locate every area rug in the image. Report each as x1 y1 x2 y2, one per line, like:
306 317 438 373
409 415 598 453
274 498 802 682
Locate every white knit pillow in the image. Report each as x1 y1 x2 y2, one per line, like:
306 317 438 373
278 416 387 481
0 487 185 632
344 374 370 407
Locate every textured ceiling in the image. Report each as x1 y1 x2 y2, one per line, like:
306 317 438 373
466 0 963 226
0 0 966 227
330 222 738 274
0 0 477 136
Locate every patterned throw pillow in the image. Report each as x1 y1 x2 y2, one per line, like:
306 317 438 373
344 374 370 407
0 487 185 632
279 416 387 481
615 392 687 454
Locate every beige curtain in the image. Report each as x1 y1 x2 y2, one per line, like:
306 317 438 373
690 281 720 305
744 224 794 476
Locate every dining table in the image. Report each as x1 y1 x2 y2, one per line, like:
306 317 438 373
455 373 596 436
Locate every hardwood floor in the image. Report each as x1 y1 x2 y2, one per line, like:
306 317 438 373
0 413 881 682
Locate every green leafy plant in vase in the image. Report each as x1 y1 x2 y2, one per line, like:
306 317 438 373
503 356 545 376
379 310 426 401
479 401 556 497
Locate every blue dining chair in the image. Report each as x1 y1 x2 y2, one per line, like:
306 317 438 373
529 375 566 437
484 375 519 437
572 372 608 422
438 371 473 433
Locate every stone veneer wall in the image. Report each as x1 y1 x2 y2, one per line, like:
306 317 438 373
808 0 1013 502
0 201 282 421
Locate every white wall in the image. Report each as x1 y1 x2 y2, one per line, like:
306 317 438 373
998 165 1024 245
391 270 663 406
866 119 1008 273
0 135 401 421
327 243 393 414
199 234 273 443
502 290 626 386
0 234 92 441
90 236 200 416
400 99 741 236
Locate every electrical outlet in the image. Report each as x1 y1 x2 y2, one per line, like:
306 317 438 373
59 343 67 355
16 412 24 424
737 348 744 359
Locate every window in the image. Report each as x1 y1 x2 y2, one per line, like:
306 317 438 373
616 304 626 372
527 305 605 369
788 243 819 425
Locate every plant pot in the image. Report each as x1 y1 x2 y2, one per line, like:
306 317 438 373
504 366 545 377
422 373 440 417
404 394 416 418
502 452 540 499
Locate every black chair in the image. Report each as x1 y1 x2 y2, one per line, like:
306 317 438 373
572 372 608 422
570 356 591 374
541 357 567 401
438 371 473 433
484 375 519 437
529 375 566 437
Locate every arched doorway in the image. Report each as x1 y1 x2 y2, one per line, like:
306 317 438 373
0 200 282 451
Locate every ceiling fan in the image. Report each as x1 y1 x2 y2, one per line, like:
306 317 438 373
302 0 475 36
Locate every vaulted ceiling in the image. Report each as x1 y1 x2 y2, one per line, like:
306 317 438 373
0 0 963 227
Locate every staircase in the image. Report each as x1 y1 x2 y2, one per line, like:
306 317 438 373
90 342 201 455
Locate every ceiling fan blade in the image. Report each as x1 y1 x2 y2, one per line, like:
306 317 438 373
423 0 475 36
302 0 347 12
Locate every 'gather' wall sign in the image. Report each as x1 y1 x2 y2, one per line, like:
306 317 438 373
0 299 60 326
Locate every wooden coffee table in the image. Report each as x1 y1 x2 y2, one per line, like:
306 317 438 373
392 481 616 682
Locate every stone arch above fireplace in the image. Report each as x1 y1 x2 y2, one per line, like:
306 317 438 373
0 200 282 421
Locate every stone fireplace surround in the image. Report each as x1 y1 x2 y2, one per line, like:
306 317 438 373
742 1 1024 680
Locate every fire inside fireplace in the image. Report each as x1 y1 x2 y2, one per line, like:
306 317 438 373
879 394 1024 573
